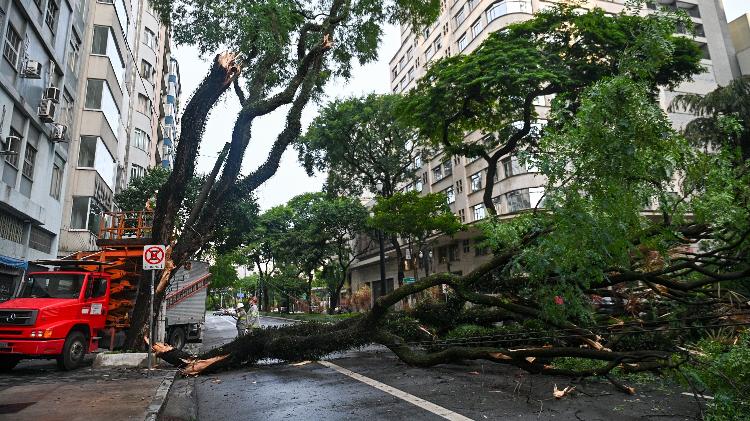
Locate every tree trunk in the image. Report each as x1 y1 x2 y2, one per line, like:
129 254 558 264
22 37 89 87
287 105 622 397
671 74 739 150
390 236 404 288
307 272 314 313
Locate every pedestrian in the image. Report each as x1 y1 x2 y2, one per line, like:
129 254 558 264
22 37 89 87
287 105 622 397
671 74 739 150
235 302 248 337
249 296 260 331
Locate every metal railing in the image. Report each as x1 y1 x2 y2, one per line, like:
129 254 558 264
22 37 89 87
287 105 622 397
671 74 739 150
98 211 154 241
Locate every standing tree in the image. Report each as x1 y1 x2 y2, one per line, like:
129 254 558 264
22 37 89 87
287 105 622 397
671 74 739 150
296 93 427 286
399 4 702 216
123 0 440 347
369 192 462 281
311 196 370 313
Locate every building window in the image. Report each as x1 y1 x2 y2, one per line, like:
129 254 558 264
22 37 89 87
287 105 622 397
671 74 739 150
406 47 413 60
77 136 116 189
458 34 468 51
71 196 104 233
130 164 145 180
0 209 25 243
92 26 125 85
433 34 442 51
458 208 466 222
470 172 483 192
463 239 470 253
400 78 408 91
487 0 531 23
22 145 36 180
399 56 405 70
444 186 455 204
133 128 149 150
62 90 74 126
455 6 466 26
425 45 433 61
474 239 489 256
502 156 525 178
456 179 463 193
141 60 154 83
471 19 484 38
50 155 63 200
391 67 397 79
442 160 452 177
68 31 81 73
29 226 54 253
408 67 415 82
45 0 59 31
136 94 151 116
473 203 485 221
3 25 21 68
143 28 157 50
432 163 443 181
3 129 22 168
505 187 544 213
85 79 120 131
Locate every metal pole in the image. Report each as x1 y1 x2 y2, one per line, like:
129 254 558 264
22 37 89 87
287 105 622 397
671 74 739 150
148 270 154 370
378 229 386 300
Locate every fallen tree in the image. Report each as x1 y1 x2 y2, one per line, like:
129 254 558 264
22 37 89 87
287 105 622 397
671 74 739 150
138 3 749 396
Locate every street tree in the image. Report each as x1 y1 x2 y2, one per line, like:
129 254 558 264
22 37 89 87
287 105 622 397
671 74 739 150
399 3 703 216
297 93 427 285
310 196 370 313
369 192 462 281
123 0 439 347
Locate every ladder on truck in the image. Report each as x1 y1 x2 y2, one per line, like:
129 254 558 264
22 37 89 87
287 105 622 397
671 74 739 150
70 211 155 328
166 274 210 309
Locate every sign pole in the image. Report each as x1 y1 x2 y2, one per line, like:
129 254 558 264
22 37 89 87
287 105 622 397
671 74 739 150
148 269 154 370
143 244 166 371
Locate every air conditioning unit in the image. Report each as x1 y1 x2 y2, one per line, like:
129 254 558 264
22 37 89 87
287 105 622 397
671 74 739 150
43 87 61 103
51 123 67 142
38 99 56 123
0 135 20 156
22 60 42 79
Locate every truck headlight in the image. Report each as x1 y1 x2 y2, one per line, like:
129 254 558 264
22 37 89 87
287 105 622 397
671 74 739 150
43 328 53 338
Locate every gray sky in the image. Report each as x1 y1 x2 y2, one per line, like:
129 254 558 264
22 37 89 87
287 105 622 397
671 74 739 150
174 1 750 211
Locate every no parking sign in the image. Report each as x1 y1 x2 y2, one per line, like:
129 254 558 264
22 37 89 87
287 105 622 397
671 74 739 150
143 245 166 270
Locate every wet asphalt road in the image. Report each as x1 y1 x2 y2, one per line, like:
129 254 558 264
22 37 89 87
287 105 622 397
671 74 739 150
192 315 705 421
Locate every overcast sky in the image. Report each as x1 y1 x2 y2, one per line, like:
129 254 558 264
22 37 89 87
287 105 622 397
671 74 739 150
172 1 750 211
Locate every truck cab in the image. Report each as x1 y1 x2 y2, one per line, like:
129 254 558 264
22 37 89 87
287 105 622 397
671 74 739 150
0 269 111 371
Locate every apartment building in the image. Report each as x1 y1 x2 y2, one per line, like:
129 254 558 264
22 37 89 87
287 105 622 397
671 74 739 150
348 0 740 303
729 13 750 75
57 0 178 255
0 0 86 300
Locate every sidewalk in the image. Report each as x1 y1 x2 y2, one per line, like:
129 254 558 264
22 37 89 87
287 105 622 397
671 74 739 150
0 362 176 421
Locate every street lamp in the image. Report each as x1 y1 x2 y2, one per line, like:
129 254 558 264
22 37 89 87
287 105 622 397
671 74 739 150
375 181 386 302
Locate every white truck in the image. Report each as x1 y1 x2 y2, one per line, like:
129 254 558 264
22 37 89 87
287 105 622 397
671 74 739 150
164 261 210 349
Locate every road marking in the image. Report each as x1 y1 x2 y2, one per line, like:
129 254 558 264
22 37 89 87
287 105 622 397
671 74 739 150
681 392 714 400
318 360 474 421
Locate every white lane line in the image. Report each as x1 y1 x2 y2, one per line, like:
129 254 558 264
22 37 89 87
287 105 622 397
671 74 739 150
681 392 714 400
318 360 474 421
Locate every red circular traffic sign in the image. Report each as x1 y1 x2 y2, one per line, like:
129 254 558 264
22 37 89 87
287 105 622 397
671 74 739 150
144 246 164 264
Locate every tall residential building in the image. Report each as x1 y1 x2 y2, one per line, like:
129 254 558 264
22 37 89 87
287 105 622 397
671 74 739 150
348 0 740 302
160 55 179 169
0 0 86 300
57 0 178 256
729 13 750 75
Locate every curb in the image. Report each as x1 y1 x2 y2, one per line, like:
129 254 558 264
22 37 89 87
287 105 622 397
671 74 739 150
261 315 302 323
143 370 178 421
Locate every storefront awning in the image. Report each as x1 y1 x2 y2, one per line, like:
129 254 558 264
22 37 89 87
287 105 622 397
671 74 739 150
0 255 28 270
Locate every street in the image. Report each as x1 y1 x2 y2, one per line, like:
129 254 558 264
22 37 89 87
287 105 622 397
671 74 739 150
181 314 704 421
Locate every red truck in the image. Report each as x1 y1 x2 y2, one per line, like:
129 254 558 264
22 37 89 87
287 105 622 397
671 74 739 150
0 266 113 370
0 211 209 371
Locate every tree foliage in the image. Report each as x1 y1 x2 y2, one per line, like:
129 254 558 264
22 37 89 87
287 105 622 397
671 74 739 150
297 94 424 197
400 3 703 214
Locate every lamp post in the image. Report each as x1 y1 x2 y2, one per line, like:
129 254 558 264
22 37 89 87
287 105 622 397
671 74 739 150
375 181 386 301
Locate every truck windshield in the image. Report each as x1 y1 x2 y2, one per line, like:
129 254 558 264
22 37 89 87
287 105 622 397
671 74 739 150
19 274 86 299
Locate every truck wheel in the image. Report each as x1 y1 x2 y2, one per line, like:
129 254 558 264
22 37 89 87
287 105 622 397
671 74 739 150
168 327 186 350
0 356 21 371
57 331 86 370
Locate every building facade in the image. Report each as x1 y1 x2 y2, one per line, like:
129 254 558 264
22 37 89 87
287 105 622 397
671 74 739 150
0 0 86 299
729 13 750 75
348 0 740 304
57 0 177 255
